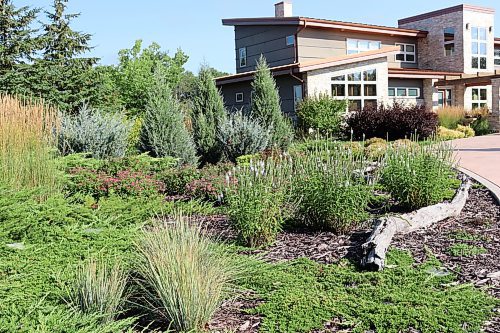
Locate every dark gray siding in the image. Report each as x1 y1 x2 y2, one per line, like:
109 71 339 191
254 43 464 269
235 25 299 73
388 78 424 98
218 74 303 120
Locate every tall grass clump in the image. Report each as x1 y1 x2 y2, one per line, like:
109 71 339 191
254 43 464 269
66 259 128 323
0 95 60 190
58 104 132 159
291 141 374 232
381 140 456 210
135 215 238 331
225 157 292 247
437 106 465 129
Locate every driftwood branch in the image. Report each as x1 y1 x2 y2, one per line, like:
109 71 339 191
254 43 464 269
361 176 472 271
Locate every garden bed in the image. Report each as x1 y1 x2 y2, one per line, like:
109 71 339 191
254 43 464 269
207 185 500 333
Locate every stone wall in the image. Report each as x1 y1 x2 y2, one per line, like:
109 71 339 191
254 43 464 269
489 78 500 132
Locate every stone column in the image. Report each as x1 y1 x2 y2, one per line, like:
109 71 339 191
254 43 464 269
423 79 439 111
489 78 500 132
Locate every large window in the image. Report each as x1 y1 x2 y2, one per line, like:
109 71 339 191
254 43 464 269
239 47 247 68
395 43 416 63
388 87 420 98
471 27 487 70
472 88 487 109
495 49 500 66
346 39 381 55
444 27 455 56
331 69 377 111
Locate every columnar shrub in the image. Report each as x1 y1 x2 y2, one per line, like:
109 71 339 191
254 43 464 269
66 259 128 323
225 158 292 246
135 215 238 331
291 143 373 232
217 109 271 161
141 70 198 165
381 141 456 209
191 66 227 164
345 102 438 141
297 94 347 136
58 104 132 159
250 55 294 149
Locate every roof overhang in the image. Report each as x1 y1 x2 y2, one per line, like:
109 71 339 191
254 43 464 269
399 4 495 26
216 47 399 85
434 70 500 87
389 68 463 80
495 38 500 47
222 17 428 38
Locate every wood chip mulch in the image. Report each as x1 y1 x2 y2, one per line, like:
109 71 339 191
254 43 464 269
202 187 500 333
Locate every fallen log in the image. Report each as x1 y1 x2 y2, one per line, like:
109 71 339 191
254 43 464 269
361 176 472 271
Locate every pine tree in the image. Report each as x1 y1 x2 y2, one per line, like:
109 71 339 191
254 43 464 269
191 66 226 164
0 0 41 94
29 0 99 112
141 68 198 165
250 55 293 149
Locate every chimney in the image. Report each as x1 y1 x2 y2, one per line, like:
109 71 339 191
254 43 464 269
275 0 292 18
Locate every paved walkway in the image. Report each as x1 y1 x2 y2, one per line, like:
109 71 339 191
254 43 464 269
451 134 500 200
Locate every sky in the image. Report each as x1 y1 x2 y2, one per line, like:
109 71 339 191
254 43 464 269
16 0 500 74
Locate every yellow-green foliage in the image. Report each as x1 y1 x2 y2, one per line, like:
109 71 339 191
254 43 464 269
341 141 363 156
364 137 386 147
0 95 60 191
456 124 475 138
126 117 143 155
391 139 419 151
438 126 465 140
437 106 465 129
365 142 387 160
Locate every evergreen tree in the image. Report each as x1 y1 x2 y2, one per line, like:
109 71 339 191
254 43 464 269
250 55 294 149
0 0 41 94
141 68 197 165
29 0 99 112
191 66 226 164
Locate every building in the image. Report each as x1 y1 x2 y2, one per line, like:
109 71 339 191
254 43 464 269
215 2 500 130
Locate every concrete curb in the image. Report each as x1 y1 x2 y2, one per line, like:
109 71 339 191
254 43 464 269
459 167 500 204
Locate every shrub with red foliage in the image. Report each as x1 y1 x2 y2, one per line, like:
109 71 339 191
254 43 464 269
344 102 438 141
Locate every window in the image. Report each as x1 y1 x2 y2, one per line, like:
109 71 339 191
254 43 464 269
239 47 247 68
331 69 378 111
293 85 303 110
286 35 295 46
495 49 500 66
389 87 421 98
395 43 416 63
472 88 487 109
346 39 381 54
438 89 452 107
235 92 244 103
471 27 487 70
444 27 455 56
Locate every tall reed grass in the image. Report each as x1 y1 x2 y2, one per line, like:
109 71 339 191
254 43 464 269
437 106 465 129
66 259 128 323
0 95 60 190
135 214 239 331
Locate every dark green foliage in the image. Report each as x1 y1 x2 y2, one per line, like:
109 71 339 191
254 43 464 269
381 142 457 210
250 56 294 150
296 94 347 136
0 0 41 95
470 116 491 136
239 251 497 333
140 69 197 165
192 66 226 164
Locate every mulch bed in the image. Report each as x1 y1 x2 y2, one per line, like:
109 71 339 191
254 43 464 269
204 186 500 332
